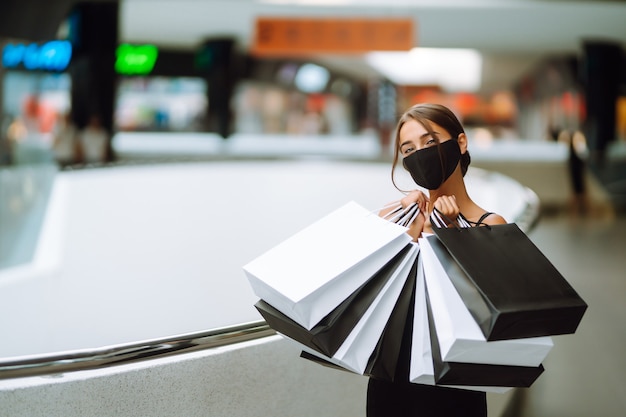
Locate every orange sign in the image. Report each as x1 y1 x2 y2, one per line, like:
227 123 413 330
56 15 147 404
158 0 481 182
251 17 415 56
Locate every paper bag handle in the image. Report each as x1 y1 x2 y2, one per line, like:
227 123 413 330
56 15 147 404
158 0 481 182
378 201 421 227
430 207 473 229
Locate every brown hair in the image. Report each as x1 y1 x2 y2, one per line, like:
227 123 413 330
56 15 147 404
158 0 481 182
391 103 471 191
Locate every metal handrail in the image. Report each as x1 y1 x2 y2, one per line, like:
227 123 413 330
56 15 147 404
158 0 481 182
0 174 540 382
0 320 275 381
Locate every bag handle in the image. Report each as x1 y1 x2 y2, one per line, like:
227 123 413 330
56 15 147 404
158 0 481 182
430 208 492 230
430 207 474 229
378 201 421 227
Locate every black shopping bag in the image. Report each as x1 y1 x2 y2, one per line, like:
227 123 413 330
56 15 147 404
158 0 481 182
425 286 545 388
300 256 418 382
255 244 413 357
430 222 587 341
364 257 417 381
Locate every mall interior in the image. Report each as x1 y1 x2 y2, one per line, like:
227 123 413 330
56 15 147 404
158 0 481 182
0 1 625 416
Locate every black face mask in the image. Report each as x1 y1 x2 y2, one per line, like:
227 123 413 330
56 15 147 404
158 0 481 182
402 139 462 190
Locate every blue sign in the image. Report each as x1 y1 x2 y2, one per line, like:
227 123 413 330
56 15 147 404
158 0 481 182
2 40 73 72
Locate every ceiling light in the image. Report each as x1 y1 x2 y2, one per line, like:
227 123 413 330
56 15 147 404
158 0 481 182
365 48 482 92
294 63 330 93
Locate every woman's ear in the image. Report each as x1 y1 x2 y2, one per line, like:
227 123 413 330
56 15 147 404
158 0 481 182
457 133 468 154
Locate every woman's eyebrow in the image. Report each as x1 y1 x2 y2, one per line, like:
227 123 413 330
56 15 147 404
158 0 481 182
399 140 412 149
421 131 443 141
413 132 433 143
400 131 440 148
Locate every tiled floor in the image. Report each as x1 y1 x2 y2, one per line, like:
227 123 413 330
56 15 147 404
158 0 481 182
501 207 626 417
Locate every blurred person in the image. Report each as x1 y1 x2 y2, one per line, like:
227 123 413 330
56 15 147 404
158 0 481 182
52 112 80 167
559 129 589 215
301 94 329 135
1 115 18 165
21 95 41 134
301 109 328 135
547 123 561 142
372 103 506 417
78 114 109 164
6 116 27 143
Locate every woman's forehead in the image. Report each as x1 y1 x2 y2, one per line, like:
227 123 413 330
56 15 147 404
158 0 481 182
400 119 447 137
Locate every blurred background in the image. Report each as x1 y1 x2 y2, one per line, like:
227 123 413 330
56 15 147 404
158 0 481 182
0 1 625 416
1 0 625 207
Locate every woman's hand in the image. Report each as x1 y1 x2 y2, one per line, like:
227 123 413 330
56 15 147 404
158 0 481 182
432 195 460 226
401 190 429 214
400 190 429 241
379 190 429 241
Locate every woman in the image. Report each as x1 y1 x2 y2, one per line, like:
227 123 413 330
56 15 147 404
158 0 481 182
369 103 506 417
52 112 80 168
79 114 109 164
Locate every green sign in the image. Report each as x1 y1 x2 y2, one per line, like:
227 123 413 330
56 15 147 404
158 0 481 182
115 44 158 75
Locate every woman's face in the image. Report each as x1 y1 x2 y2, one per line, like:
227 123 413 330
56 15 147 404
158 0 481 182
398 119 452 158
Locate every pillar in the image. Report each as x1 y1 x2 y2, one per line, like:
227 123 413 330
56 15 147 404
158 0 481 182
581 40 624 168
68 1 119 160
198 38 237 138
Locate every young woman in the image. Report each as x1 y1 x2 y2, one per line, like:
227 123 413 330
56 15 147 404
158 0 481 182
369 103 506 417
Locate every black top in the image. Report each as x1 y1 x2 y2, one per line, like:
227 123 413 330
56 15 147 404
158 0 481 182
475 212 493 226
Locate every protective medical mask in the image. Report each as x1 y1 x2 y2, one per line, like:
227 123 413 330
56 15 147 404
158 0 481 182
402 139 462 190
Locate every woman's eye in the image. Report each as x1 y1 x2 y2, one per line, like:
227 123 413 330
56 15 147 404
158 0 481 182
403 147 414 155
425 138 436 145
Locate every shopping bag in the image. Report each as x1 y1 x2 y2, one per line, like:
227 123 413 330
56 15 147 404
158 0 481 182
297 243 419 374
409 257 512 394
425 288 545 388
363 254 417 381
300 254 418 382
430 219 587 341
420 236 554 367
254 244 414 357
244 201 412 330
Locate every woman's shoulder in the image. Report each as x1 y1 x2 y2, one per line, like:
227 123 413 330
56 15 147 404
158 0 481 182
476 211 507 226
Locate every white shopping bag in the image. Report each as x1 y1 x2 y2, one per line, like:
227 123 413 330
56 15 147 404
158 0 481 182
419 236 553 367
297 243 419 374
244 201 412 330
409 256 511 394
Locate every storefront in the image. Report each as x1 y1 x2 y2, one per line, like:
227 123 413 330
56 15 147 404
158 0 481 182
1 38 73 164
231 60 361 136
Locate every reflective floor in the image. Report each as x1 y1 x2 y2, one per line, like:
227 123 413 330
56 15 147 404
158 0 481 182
503 206 626 417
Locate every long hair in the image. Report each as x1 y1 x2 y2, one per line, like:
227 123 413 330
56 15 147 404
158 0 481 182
391 103 471 191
